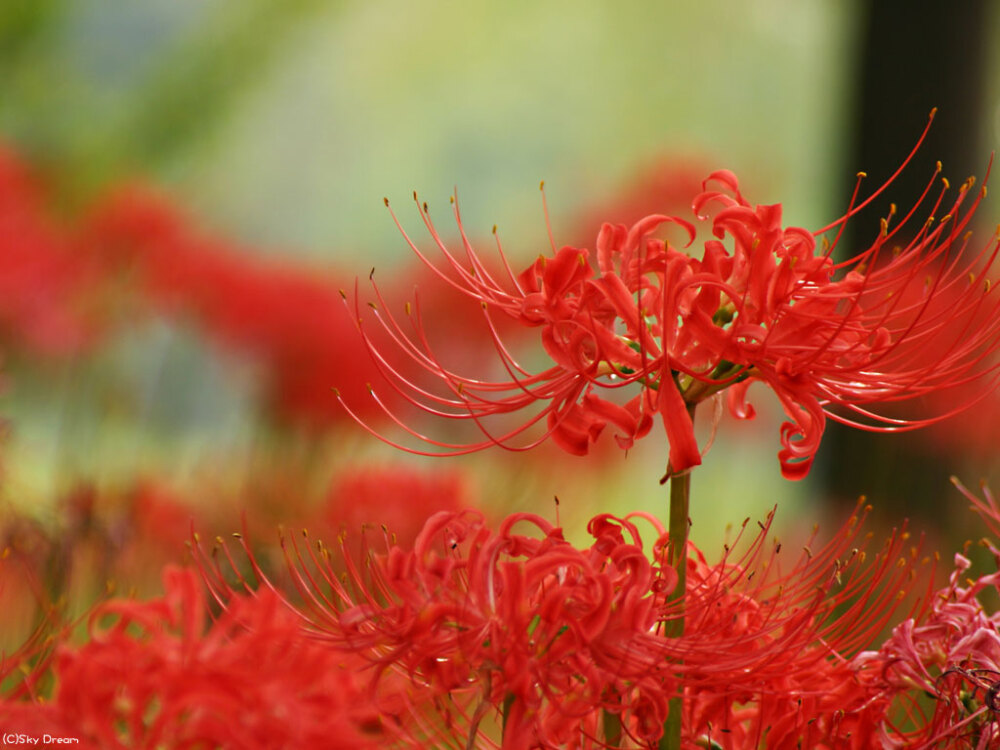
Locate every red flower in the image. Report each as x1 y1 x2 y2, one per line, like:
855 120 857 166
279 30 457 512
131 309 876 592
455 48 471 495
324 464 476 555
343 114 1000 479
675 502 929 748
41 567 385 749
0 146 102 357
199 509 681 747
81 185 388 429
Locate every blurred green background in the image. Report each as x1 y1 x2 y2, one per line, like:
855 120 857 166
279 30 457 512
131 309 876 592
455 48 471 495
1 0 999 590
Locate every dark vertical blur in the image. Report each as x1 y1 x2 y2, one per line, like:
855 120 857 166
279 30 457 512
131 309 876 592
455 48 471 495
822 0 994 516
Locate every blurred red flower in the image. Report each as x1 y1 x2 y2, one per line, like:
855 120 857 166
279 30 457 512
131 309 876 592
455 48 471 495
0 147 102 357
82 185 387 428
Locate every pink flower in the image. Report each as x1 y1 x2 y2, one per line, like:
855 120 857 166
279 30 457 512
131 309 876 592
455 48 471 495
343 115 1000 479
853 480 1000 748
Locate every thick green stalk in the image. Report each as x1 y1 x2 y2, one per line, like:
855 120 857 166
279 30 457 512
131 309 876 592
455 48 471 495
660 403 695 750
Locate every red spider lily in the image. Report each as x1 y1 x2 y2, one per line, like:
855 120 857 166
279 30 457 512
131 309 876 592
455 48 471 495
9 567 386 749
341 114 1000 479
674 501 931 749
190 497 933 748
197 510 681 748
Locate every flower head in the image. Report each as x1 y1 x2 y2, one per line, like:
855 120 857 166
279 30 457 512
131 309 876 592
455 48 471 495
343 114 1000 479
198 509 681 747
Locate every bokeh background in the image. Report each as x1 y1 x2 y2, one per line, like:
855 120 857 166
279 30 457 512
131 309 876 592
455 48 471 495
1 0 999 643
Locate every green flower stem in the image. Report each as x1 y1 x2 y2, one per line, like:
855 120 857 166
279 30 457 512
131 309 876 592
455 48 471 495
603 709 623 746
660 402 695 750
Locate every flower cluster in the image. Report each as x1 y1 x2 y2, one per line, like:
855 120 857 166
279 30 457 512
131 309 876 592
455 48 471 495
347 116 1000 478
189 497 938 748
5 479 1000 748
